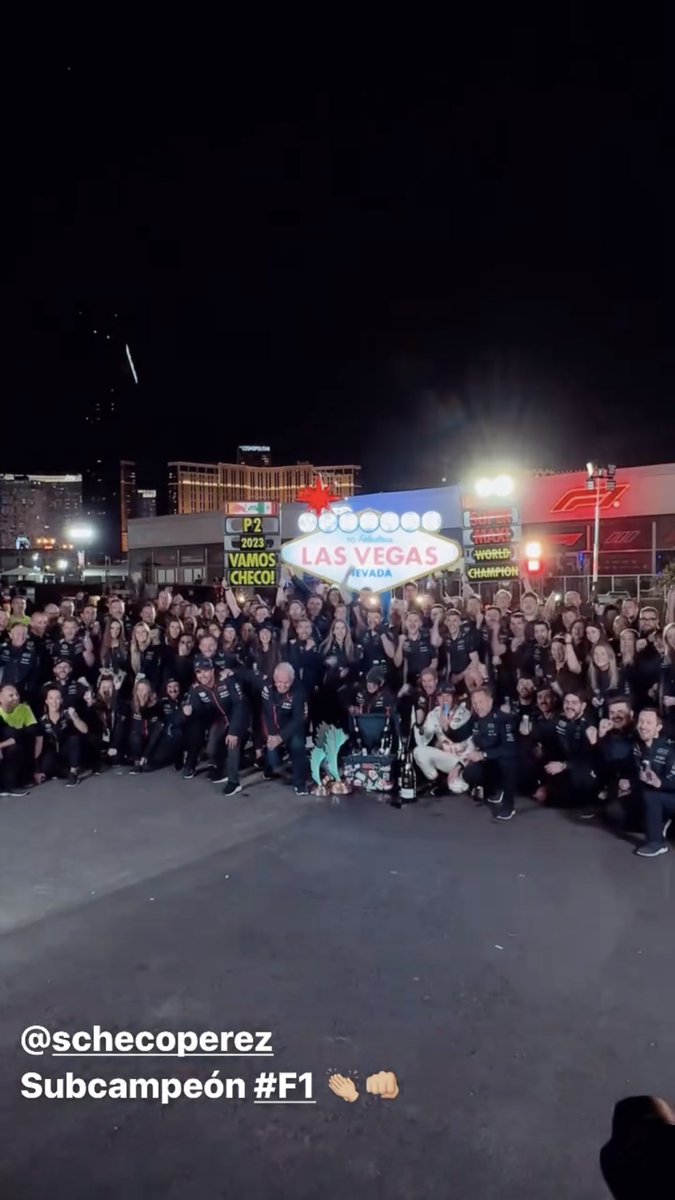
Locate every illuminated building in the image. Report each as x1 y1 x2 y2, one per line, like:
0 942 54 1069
120 461 137 554
0 474 82 548
236 445 271 467
168 461 360 515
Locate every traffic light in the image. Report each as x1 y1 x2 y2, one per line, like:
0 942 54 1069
525 541 543 575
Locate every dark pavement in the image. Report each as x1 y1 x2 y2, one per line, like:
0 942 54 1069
0 770 674 1199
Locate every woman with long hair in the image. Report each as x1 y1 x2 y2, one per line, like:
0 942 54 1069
100 617 129 681
320 618 357 726
162 617 184 653
161 631 195 695
588 643 621 720
251 624 281 685
90 671 128 770
618 626 638 698
128 677 162 772
129 622 163 691
550 636 582 699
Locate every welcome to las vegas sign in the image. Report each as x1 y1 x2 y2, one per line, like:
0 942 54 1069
281 507 462 594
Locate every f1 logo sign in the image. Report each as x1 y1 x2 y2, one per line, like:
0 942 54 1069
604 529 640 546
550 531 583 547
550 482 629 514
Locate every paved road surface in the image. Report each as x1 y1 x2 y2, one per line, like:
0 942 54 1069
0 770 674 1198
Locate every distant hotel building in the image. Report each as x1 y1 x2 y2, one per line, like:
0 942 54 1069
0 474 82 548
168 460 360 515
236 445 271 467
120 462 159 551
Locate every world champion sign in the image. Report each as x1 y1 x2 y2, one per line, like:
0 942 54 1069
281 508 462 593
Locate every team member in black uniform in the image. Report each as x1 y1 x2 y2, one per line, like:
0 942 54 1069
543 691 598 814
129 622 163 692
261 662 308 794
531 620 554 687
596 696 639 829
633 707 675 857
48 659 89 715
357 609 390 677
463 686 517 821
182 656 249 794
88 672 129 770
0 623 41 703
34 686 88 787
26 612 53 701
352 667 397 715
51 617 96 679
127 678 163 773
431 609 477 691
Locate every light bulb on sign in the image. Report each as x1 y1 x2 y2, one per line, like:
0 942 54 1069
338 511 358 533
298 512 318 533
358 510 379 532
318 511 338 533
400 512 421 532
421 511 442 532
379 511 400 532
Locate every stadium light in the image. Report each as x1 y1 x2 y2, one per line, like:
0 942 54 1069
68 525 95 542
473 474 514 498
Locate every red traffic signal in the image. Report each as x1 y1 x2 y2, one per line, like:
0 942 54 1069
525 541 543 575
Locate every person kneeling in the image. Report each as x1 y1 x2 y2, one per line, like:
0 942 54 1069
633 707 675 858
261 663 308 795
34 686 88 788
413 682 473 795
463 687 517 820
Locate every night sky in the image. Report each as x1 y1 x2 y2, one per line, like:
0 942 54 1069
3 17 670 495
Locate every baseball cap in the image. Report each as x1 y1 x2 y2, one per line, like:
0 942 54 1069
438 681 456 695
194 655 213 672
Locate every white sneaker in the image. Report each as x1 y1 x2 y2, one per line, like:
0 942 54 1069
448 779 469 794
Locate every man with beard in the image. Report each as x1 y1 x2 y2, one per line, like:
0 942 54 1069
542 691 598 815
597 696 640 831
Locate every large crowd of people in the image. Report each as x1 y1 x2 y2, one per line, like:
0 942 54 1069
1 575 675 859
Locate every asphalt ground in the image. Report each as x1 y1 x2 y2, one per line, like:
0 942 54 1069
0 768 673 1198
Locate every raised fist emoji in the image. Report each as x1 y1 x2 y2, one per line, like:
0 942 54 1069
328 1074 359 1103
366 1071 399 1100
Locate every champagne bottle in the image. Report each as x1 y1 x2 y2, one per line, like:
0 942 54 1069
351 714 364 754
399 734 417 804
379 708 393 755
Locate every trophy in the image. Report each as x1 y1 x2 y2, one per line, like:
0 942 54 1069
312 725 351 796
310 746 331 796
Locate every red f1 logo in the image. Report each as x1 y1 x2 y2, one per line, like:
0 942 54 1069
549 531 583 547
550 482 629 514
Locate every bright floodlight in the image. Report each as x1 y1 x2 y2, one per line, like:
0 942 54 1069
525 541 542 558
68 524 95 541
475 477 492 497
57 559 68 572
493 475 514 497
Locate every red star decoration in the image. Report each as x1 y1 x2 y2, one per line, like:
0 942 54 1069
296 475 340 516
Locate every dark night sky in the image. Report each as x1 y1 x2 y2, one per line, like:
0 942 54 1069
2 15 671 494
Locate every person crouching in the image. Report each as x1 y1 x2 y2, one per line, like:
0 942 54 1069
413 682 474 795
34 685 88 788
